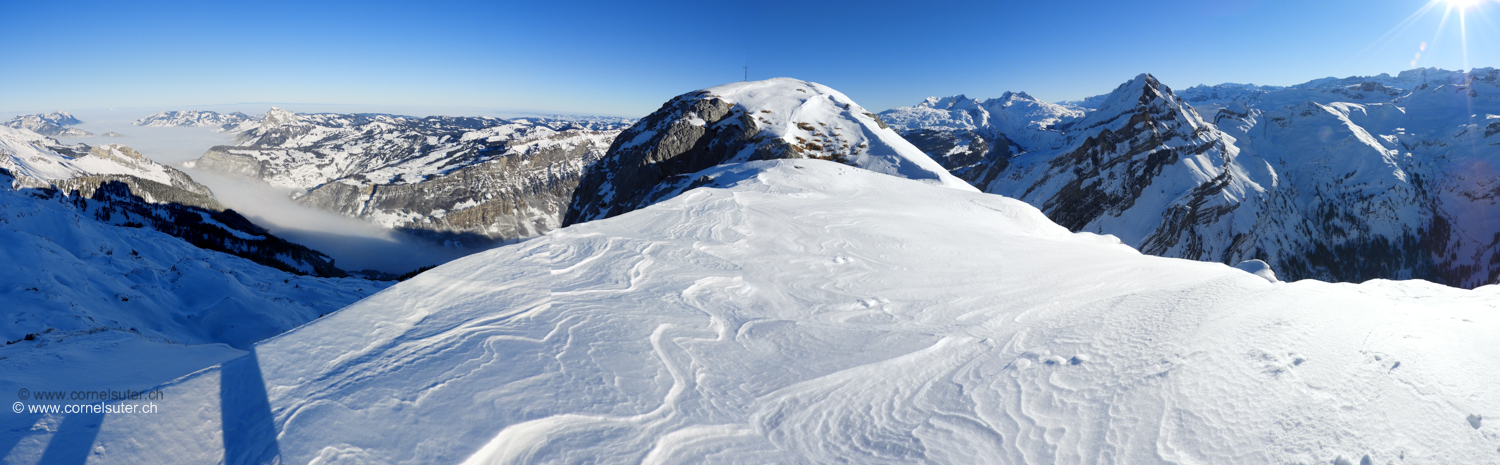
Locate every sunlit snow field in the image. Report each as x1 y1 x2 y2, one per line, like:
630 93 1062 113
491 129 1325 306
46 160 1500 464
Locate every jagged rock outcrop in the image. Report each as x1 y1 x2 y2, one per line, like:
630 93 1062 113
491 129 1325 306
563 92 782 224
566 78 973 226
1001 74 1247 236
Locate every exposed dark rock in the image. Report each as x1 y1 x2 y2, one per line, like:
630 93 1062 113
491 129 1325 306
564 92 797 225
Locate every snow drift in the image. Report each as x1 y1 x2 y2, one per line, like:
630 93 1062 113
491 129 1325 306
52 159 1500 464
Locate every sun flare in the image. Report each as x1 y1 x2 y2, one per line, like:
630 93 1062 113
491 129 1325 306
1448 0 1482 9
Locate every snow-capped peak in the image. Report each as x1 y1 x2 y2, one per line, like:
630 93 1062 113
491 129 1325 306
3 112 90 137
1066 73 1211 134
33 111 82 126
699 77 972 190
260 107 298 129
566 78 974 225
1092 73 1169 114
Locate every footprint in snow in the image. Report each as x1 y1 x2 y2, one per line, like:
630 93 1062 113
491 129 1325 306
1015 349 1089 368
1331 454 1372 465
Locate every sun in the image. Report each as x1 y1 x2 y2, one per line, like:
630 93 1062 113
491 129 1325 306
1448 0 1482 9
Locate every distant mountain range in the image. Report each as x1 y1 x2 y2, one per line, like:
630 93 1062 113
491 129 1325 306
124 67 1500 289
136 108 635 246
881 67 1500 288
133 110 255 130
4 111 92 137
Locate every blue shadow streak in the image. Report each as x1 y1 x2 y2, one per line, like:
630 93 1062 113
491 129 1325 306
36 408 104 464
220 349 282 464
0 409 44 462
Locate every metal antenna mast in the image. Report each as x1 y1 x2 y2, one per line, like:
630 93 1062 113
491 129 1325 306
744 64 748 82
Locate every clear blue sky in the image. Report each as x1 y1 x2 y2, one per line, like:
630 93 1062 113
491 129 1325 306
3 0 1497 117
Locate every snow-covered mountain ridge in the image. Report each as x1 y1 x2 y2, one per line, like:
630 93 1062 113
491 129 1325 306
883 67 1500 288
566 77 972 225
4 111 92 137
134 110 256 130
188 108 634 245
67 158 1500 464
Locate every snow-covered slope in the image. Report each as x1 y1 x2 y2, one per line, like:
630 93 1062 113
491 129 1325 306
2 126 178 187
1 126 354 277
133 110 256 130
566 77 973 224
4 111 92 137
0 161 391 462
190 108 632 245
0 123 393 461
58 159 1500 464
695 78 969 190
0 169 385 350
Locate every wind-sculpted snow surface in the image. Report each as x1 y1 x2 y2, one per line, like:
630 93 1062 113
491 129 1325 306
69 160 1500 464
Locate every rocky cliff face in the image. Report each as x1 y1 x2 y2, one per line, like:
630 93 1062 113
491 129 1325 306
563 92 778 225
886 68 1500 288
297 130 611 245
566 78 974 226
191 108 632 245
998 74 1247 238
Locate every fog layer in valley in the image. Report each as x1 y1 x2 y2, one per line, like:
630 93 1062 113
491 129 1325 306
54 109 487 274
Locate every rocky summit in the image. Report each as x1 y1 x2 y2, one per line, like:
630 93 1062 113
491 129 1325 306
566 77 972 226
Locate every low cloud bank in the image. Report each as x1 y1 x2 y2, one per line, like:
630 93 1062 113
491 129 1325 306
57 110 486 275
